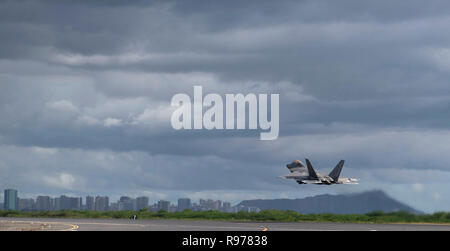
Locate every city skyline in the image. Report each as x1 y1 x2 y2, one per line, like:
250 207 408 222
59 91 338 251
0 188 258 213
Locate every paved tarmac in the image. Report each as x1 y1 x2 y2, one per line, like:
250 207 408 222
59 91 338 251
1 217 450 231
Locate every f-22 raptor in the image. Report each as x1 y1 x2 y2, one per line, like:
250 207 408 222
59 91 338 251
279 159 359 185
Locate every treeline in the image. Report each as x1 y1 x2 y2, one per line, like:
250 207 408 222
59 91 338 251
1 209 450 223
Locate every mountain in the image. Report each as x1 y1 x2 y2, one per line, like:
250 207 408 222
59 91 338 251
238 190 421 214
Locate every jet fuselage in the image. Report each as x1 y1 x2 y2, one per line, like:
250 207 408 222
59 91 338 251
279 159 358 185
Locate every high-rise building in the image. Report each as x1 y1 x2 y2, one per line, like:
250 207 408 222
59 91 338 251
53 197 61 211
136 196 149 211
158 200 170 212
4 189 18 210
108 202 119 211
199 199 222 211
222 202 231 212
214 200 222 211
118 196 135 211
18 198 35 211
36 196 52 211
95 196 109 211
148 203 159 212
50 198 55 211
59 195 82 210
86 196 95 211
177 198 191 211
169 205 178 213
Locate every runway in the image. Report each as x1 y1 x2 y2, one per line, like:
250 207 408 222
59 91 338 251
2 217 450 231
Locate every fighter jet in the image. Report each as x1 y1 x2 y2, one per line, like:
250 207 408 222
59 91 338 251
279 159 358 185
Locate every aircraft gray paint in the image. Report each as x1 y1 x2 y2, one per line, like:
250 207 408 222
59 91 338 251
279 159 359 185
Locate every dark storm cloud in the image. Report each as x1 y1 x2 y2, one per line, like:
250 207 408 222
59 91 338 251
170 0 450 25
1 1 449 89
2 0 450 211
3 0 446 102
4 0 450 149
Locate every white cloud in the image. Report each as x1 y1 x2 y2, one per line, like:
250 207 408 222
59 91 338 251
76 115 101 126
31 147 58 155
46 100 79 113
412 183 425 193
43 173 77 190
103 117 122 127
423 47 450 71
132 107 173 126
433 193 441 201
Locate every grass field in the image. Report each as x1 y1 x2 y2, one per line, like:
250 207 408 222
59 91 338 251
1 209 450 224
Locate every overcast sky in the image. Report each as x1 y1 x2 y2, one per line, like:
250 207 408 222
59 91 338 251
2 0 450 212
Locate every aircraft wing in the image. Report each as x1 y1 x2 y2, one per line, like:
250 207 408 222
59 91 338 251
301 180 323 184
338 177 359 184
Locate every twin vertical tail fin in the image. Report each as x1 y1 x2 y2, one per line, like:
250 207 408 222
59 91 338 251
305 159 319 180
329 160 345 181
